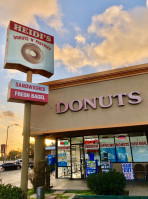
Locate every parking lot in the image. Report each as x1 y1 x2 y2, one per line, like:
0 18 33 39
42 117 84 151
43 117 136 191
0 169 32 188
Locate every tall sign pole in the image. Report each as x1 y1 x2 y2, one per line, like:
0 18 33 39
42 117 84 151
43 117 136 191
4 21 54 199
20 70 32 197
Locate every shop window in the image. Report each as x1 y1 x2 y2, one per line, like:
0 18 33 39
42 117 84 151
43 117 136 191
115 135 132 162
84 136 100 165
100 136 116 163
58 138 71 167
71 137 83 144
131 135 148 162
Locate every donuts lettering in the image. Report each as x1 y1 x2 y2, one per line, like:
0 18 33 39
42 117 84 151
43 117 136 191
21 43 43 64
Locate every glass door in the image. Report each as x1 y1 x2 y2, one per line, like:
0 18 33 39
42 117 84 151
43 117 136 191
71 144 84 179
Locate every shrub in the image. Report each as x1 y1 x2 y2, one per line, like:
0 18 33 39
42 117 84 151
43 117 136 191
28 160 46 191
0 184 25 199
28 160 55 191
87 170 127 195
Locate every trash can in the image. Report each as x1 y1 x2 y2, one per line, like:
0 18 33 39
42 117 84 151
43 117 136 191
37 186 44 199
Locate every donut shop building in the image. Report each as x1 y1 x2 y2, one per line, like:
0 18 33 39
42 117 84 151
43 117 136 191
31 63 148 180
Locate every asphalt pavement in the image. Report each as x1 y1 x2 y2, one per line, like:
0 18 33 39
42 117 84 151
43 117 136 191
0 169 32 188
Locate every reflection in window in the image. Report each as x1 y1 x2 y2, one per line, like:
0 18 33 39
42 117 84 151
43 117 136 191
100 137 116 163
131 136 148 162
115 135 132 162
58 138 71 167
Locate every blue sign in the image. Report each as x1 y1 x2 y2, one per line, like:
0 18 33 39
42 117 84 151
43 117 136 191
100 148 116 162
122 163 134 180
58 152 67 166
47 155 55 165
116 147 128 162
86 160 97 177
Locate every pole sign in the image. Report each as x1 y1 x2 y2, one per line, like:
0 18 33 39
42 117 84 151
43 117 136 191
7 79 49 105
122 163 134 180
1 144 5 153
4 21 54 78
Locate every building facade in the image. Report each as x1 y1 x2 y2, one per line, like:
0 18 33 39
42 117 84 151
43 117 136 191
31 63 148 180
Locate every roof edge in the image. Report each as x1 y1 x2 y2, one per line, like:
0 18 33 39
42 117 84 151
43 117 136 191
42 63 148 90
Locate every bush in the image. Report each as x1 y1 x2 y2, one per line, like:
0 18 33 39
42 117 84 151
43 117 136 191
87 170 127 195
28 160 46 191
28 160 55 191
0 184 25 199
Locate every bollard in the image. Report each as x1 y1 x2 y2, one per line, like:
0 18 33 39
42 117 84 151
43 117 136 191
37 187 44 199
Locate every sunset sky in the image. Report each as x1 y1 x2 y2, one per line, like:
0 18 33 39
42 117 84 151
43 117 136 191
0 0 148 153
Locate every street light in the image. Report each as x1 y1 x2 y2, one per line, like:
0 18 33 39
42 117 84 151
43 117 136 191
5 124 20 161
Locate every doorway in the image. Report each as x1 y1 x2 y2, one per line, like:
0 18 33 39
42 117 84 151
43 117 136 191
71 144 85 179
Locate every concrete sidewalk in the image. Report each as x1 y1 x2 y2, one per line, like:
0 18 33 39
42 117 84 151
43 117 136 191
29 180 148 198
51 178 148 196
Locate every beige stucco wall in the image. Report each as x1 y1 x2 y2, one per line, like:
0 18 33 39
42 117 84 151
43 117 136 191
30 73 148 135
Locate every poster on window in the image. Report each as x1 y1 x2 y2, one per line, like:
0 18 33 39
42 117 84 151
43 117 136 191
122 163 134 180
86 160 97 177
131 136 148 162
116 147 128 162
58 152 67 166
100 147 116 163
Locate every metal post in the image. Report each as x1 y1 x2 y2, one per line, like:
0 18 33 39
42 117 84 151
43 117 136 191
5 126 9 162
5 124 19 162
21 70 32 198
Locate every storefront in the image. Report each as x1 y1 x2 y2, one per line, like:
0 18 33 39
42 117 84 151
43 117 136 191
31 63 148 180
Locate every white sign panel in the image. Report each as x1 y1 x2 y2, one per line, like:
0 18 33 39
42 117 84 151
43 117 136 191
122 163 134 180
7 79 49 105
4 21 54 78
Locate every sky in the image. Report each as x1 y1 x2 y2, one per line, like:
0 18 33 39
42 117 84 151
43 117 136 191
0 0 148 153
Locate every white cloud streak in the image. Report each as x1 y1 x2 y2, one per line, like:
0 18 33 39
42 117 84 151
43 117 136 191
75 34 86 44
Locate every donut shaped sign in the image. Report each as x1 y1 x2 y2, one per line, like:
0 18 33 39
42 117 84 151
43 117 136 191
4 21 54 78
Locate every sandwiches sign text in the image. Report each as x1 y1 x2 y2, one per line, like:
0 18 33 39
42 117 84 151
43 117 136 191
8 79 49 105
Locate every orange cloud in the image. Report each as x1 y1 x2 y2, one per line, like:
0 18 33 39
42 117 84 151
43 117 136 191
55 5 148 72
0 0 65 32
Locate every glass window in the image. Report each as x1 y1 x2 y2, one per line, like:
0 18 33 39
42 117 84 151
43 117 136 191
58 138 71 167
115 135 132 162
71 137 83 144
131 135 148 162
58 167 71 178
84 135 100 165
100 136 116 163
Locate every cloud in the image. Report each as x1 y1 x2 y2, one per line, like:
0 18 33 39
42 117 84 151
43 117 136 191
55 5 148 72
2 111 16 118
55 44 90 72
0 0 65 32
75 34 86 44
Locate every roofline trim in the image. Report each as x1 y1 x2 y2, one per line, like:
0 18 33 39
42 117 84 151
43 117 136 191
42 63 148 90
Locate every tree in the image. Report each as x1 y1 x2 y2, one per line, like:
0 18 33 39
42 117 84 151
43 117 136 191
8 149 22 160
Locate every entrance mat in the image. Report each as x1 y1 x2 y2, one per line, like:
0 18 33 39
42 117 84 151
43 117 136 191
73 196 148 199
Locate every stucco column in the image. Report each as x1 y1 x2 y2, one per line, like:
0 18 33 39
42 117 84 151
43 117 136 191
34 136 45 166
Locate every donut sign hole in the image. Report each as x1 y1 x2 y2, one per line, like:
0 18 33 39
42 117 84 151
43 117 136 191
30 50 36 57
